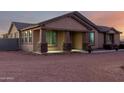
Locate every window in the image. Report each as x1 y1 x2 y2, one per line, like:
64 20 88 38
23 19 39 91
14 32 18 38
46 31 57 46
29 30 32 43
14 33 16 38
21 32 24 43
89 32 95 45
22 31 32 44
24 31 28 43
107 34 114 43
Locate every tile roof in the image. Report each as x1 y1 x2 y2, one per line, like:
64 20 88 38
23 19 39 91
12 22 34 30
96 26 112 32
9 12 121 34
21 11 97 31
96 25 121 33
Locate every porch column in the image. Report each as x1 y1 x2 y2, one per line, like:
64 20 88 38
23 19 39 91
85 32 90 44
85 32 90 50
112 34 115 44
63 31 72 52
104 33 107 45
40 29 48 53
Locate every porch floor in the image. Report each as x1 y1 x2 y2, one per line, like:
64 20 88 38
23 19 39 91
34 49 85 54
34 49 124 54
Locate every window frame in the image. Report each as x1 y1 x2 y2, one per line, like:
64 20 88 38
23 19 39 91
89 32 95 45
107 34 114 43
46 31 57 47
28 30 32 43
24 31 28 43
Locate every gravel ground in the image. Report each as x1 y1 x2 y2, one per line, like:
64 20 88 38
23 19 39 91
0 51 124 82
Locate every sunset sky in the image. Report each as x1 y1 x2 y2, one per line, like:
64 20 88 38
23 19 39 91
0 11 124 39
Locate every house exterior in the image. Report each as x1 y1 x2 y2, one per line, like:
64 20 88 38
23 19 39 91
7 11 121 53
96 26 121 49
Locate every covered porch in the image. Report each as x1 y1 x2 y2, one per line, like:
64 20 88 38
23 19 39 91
32 28 94 54
31 12 96 53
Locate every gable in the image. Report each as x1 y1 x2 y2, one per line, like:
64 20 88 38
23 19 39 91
108 30 116 34
44 17 89 31
9 24 18 34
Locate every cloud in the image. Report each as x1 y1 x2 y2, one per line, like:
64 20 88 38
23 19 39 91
83 12 124 33
1 11 124 37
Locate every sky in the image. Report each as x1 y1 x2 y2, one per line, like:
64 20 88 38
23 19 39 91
0 11 124 38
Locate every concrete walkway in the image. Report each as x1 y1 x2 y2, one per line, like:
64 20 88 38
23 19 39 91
34 49 124 54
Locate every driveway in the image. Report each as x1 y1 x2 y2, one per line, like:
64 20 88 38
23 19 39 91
0 51 124 82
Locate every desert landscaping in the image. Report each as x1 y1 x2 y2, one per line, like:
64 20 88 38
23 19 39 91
0 51 124 82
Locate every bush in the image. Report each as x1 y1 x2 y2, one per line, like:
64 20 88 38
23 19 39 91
103 44 113 50
104 44 119 50
119 44 124 49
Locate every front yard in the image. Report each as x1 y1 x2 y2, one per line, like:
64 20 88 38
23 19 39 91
0 51 124 82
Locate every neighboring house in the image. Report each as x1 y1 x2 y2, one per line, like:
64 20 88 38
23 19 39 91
7 11 121 53
2 33 8 38
0 32 7 38
8 22 33 39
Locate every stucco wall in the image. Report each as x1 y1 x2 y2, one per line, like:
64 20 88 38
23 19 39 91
20 29 34 52
92 30 99 49
45 17 88 31
114 34 120 45
97 33 120 48
57 31 65 50
98 33 104 48
72 32 83 50
33 30 40 51
21 44 33 52
8 25 19 38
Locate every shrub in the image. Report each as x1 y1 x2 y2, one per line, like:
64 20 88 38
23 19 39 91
119 44 124 49
103 44 113 50
104 44 119 50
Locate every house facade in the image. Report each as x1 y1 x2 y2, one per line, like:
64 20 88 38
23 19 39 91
7 11 121 53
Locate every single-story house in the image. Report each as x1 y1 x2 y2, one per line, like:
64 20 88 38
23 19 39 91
7 11 121 53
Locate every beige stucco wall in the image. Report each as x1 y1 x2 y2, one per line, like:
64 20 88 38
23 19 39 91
57 31 65 50
21 44 33 52
114 33 120 45
97 33 120 48
72 32 83 50
45 17 88 31
20 29 34 52
33 30 40 51
92 30 99 49
8 25 19 38
98 33 104 48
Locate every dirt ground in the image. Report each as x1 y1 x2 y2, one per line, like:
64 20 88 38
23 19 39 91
0 51 124 82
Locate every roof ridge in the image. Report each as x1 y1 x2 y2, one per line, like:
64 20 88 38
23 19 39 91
38 11 79 25
12 21 35 25
21 11 98 31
